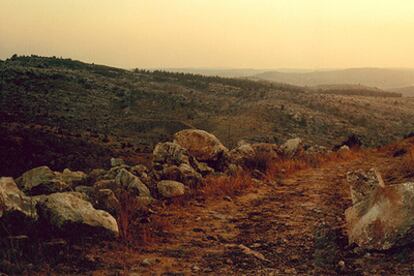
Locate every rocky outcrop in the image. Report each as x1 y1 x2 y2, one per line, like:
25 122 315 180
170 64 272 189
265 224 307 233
153 142 190 166
280 138 303 158
157 180 185 198
36 192 119 239
173 129 228 162
152 141 207 187
16 166 70 196
115 169 151 198
345 169 414 250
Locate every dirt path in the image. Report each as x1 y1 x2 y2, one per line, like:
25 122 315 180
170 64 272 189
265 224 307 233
59 150 414 275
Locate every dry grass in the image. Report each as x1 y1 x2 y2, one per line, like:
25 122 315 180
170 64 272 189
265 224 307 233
265 149 361 181
201 170 255 198
116 192 172 246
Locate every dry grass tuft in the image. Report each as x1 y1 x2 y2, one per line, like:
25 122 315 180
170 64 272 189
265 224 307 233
116 192 172 246
265 149 361 181
201 170 255 198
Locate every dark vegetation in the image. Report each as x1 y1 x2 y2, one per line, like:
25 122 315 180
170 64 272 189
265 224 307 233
1 55 414 177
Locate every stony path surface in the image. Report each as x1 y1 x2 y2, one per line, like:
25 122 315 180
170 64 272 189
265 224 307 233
58 151 414 275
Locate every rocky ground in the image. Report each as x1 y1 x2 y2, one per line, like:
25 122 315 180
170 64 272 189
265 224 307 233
2 135 413 275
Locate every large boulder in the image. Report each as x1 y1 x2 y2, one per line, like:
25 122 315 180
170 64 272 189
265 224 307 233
0 177 38 233
61 168 87 188
345 169 414 250
36 192 119 239
16 166 70 196
280 138 303 158
157 180 185 198
173 129 228 162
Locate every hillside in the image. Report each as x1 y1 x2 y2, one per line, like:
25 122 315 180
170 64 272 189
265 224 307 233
390 86 414 97
1 55 414 177
253 68 414 90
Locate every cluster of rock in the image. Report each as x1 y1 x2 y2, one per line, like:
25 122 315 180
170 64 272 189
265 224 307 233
0 129 308 241
345 168 414 250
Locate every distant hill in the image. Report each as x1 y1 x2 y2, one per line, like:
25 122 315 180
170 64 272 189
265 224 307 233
1 55 414 176
253 68 414 90
390 86 414 97
158 68 268 78
310 84 401 98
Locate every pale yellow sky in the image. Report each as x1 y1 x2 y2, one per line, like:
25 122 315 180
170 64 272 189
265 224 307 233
1 0 414 69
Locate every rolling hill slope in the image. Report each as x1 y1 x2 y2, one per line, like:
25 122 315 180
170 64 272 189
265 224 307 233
253 68 414 90
1 55 414 176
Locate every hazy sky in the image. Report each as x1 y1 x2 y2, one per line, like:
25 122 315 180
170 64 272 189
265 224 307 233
1 0 414 69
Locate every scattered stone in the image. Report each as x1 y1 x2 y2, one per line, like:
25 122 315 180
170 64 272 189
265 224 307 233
251 143 280 162
223 196 232 202
95 189 120 215
227 244 269 262
339 145 350 152
157 180 185 198
141 258 154 267
0 177 38 234
16 166 69 195
229 143 255 166
347 168 384 204
115 169 151 197
110 157 125 167
334 134 362 151
61 168 87 188
337 260 345 271
153 142 190 166
87 168 107 184
280 138 303 158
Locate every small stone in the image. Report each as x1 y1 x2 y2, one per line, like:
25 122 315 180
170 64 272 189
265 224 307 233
338 260 345 271
110 157 125 167
223 196 232 202
141 258 153 266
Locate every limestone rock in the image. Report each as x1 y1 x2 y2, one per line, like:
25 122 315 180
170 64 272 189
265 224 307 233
157 180 185 198
280 138 303 158
229 143 256 166
173 129 228 161
115 169 151 197
36 192 119 239
110 157 125 167
345 169 414 250
16 166 69 195
153 142 190 166
0 177 38 233
61 168 87 188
